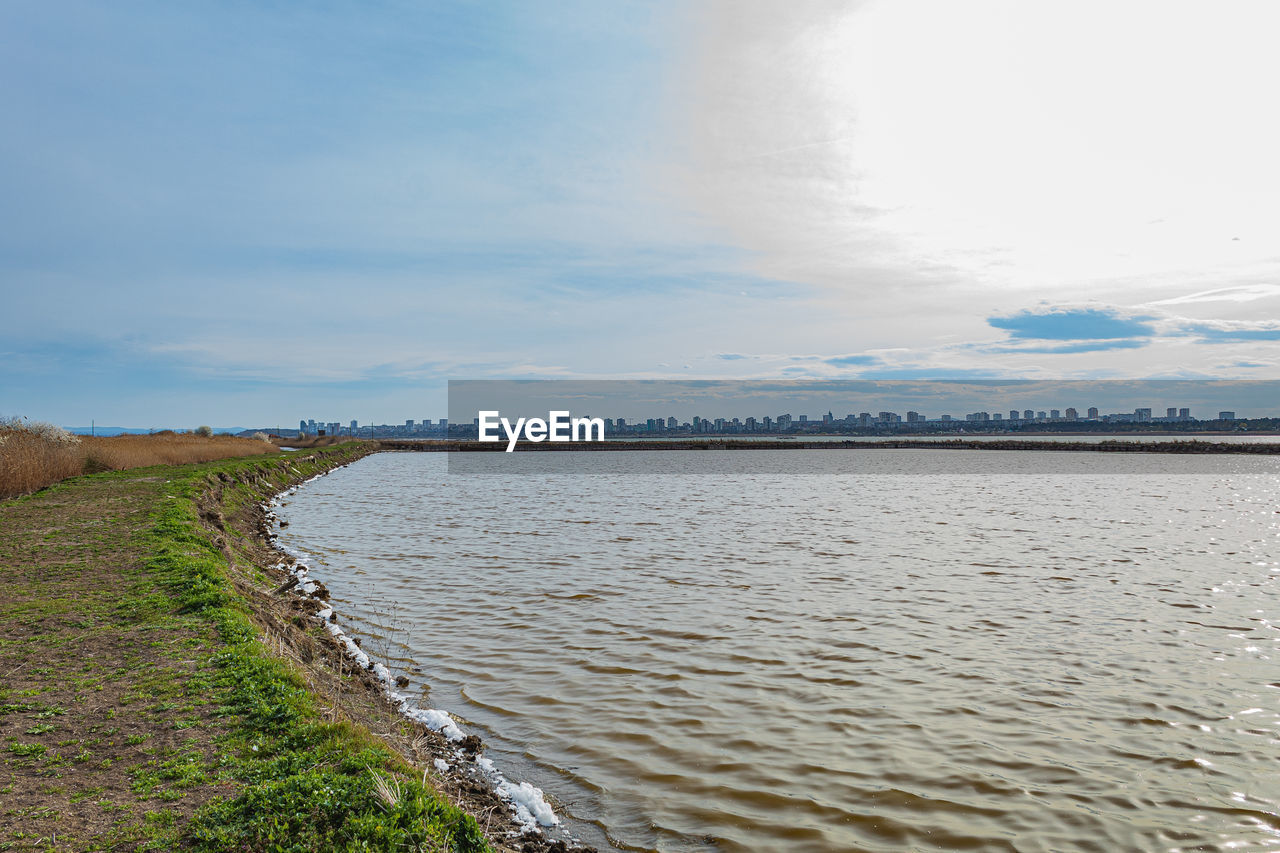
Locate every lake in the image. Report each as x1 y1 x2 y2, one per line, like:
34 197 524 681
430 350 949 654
275 449 1280 852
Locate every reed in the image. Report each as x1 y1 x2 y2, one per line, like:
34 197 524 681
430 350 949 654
0 418 277 500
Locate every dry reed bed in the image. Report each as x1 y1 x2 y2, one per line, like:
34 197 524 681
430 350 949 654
0 425 276 500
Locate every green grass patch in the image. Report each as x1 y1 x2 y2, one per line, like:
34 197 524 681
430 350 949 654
129 446 489 852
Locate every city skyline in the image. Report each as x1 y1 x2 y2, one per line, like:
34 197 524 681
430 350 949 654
286 403 1259 441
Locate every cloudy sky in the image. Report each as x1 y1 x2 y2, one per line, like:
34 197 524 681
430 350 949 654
3 0 1279 426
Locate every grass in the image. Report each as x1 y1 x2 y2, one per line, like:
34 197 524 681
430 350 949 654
0 418 277 500
0 443 493 852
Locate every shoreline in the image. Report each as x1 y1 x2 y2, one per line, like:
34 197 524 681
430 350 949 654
260 461 593 850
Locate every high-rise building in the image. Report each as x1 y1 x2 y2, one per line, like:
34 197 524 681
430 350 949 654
1179 408 1190 419
1009 410 1019 421
1135 408 1152 422
1218 411 1237 420
350 420 358 431
1088 407 1099 418
1166 408 1177 419
667 416 678 429
1064 407 1078 420
906 411 923 423
1036 411 1047 420
992 412 1003 421
1050 409 1061 419
1024 409 1034 420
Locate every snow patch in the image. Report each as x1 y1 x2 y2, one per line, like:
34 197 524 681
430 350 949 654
497 779 560 831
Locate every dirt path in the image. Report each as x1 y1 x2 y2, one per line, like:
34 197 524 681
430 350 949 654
0 471 230 850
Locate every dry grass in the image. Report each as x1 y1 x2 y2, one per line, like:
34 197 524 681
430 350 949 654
270 434 347 449
0 419 276 500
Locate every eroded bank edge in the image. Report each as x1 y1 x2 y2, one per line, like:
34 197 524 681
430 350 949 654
253 448 595 850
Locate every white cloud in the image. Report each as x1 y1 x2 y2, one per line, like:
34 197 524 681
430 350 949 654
1145 285 1280 307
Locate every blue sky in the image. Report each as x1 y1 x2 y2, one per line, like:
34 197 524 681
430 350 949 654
3 1 1279 426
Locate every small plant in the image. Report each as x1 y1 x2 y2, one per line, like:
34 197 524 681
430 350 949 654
368 766 402 811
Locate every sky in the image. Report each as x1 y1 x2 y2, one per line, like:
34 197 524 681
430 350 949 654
2 0 1279 427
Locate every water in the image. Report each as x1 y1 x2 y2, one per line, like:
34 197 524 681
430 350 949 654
275 450 1280 852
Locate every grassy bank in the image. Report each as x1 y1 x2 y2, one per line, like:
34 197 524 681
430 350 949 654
0 420 279 501
0 444 494 852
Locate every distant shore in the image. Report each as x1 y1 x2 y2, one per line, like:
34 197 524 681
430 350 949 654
379 437 1280 454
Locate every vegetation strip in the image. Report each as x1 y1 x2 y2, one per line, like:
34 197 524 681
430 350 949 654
1 445 496 852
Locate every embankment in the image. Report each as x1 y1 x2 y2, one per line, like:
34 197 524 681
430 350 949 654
0 444 585 852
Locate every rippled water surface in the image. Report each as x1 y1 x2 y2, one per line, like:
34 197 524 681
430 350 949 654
276 450 1280 852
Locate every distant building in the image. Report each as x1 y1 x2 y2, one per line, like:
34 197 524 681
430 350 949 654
1064 407 1078 420
1024 409 1035 420
1009 410 1019 421
1218 411 1237 420
1135 408 1152 422
1050 409 1061 419
906 411 923 423
1166 408 1177 419
1179 408 1191 419
1036 411 1047 420
992 412 1003 421
1087 407 1099 419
